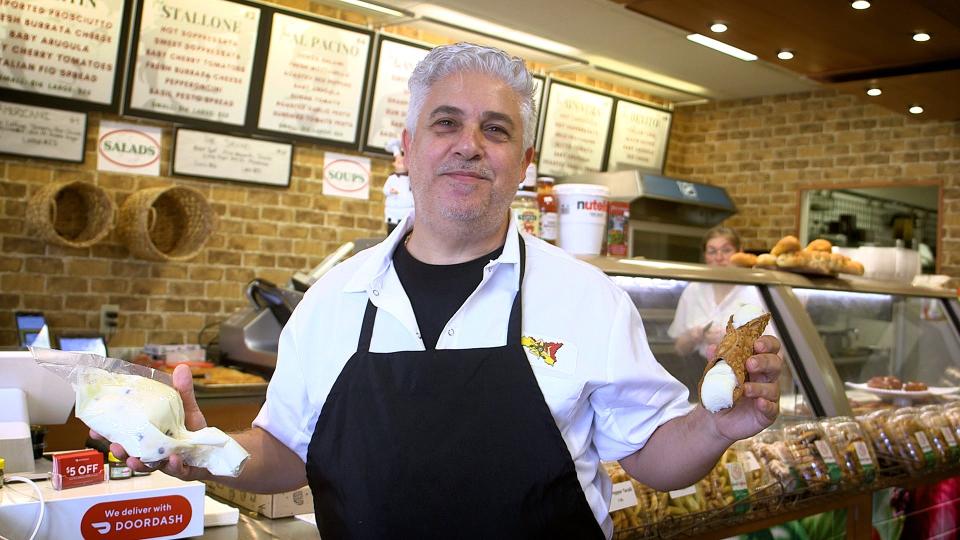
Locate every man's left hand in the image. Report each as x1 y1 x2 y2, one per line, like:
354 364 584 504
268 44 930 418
712 335 783 442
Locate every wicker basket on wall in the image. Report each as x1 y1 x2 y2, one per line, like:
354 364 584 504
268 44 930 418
117 185 215 262
26 181 116 248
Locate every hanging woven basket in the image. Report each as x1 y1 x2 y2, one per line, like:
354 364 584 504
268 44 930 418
26 181 116 248
117 185 215 262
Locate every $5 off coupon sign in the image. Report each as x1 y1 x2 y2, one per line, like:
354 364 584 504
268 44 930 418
98 121 162 176
323 152 370 200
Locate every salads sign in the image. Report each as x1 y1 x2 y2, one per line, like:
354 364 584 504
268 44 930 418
323 151 370 200
97 121 162 176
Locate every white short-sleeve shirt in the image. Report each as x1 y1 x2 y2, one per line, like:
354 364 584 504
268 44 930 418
254 214 691 537
668 281 777 357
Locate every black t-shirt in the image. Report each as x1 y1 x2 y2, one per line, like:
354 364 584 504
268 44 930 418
393 236 504 350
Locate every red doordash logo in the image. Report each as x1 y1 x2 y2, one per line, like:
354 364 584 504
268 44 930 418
81 495 191 539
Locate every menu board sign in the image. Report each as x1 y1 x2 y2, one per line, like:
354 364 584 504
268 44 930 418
537 81 614 177
173 128 292 187
0 101 86 162
606 99 672 173
0 0 129 110
257 12 371 145
126 0 261 126
531 75 545 148
363 36 430 153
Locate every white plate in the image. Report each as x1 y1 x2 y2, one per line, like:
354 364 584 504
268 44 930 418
845 382 960 399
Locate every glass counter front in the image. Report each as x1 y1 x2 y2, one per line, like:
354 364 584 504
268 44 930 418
794 288 960 414
610 275 814 418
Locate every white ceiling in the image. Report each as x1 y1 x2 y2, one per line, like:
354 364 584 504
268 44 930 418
381 0 818 103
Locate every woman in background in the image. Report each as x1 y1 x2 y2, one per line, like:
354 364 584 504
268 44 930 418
669 226 768 358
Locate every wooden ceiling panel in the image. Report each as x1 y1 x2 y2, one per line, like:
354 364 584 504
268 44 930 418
616 0 960 119
620 0 960 78
831 69 960 121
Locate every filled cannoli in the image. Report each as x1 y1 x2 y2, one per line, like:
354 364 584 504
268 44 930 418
699 304 771 413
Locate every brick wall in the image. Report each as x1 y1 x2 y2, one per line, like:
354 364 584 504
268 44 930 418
0 0 672 348
0 113 391 347
8 4 957 349
664 89 960 277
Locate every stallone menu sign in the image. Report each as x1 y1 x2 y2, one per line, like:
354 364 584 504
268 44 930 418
0 0 128 108
126 0 261 126
257 12 371 145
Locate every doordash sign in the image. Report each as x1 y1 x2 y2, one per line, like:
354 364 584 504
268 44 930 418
97 121 162 176
81 495 191 539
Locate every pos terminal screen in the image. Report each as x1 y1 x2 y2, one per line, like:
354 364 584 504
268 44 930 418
58 336 108 357
16 312 51 348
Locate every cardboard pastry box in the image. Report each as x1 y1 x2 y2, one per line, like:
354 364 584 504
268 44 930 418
204 481 313 518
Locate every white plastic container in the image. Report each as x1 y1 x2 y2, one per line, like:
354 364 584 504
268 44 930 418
554 183 609 255
834 246 919 282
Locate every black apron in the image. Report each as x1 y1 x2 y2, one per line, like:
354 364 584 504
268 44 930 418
305 237 604 539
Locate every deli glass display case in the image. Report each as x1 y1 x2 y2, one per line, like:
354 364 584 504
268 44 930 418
583 256 960 540
585 256 960 417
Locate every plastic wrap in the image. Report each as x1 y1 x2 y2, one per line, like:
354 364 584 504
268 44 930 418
821 416 878 485
32 348 249 477
918 405 960 466
750 430 802 494
782 422 843 493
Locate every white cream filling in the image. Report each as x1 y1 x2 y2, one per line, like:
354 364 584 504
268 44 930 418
701 360 737 413
733 303 764 328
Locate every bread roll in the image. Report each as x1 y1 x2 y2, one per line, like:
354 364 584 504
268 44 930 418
771 235 801 256
756 253 777 268
805 239 833 253
730 252 758 268
776 251 809 268
842 260 864 276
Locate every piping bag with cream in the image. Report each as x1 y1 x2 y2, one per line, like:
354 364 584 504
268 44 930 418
698 304 771 413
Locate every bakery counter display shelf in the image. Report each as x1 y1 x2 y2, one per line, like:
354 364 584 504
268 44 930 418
586 256 960 418
607 405 960 539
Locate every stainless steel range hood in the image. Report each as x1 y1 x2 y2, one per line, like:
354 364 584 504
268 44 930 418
560 170 737 227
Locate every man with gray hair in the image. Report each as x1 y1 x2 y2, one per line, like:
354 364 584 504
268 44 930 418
101 42 783 538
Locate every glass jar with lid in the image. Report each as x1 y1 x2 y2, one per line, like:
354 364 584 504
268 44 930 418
511 191 540 236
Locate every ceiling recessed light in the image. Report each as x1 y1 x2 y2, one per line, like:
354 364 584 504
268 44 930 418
710 22 728 33
777 49 795 60
909 105 924 114
851 1 871 9
866 87 882 96
913 32 931 42
686 34 758 61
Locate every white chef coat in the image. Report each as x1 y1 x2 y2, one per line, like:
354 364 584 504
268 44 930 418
667 281 773 357
254 212 691 537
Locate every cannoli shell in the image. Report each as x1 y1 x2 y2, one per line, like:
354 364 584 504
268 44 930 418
698 313 771 405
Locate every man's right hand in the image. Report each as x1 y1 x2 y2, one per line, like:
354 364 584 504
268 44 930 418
89 364 211 481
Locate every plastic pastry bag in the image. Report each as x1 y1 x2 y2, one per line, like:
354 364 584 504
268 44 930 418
32 348 249 477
